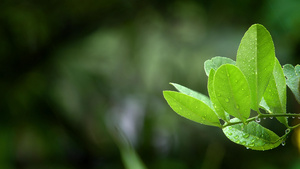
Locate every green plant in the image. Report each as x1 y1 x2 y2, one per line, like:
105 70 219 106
163 24 300 151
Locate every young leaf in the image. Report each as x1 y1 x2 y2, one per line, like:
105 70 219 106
283 64 300 104
207 69 229 121
204 56 236 76
223 118 282 151
261 58 288 126
214 64 251 123
236 24 275 111
163 91 221 127
170 83 212 108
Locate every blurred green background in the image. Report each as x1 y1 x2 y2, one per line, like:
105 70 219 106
2 0 300 168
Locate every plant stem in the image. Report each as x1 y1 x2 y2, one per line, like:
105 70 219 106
260 113 300 118
222 113 300 128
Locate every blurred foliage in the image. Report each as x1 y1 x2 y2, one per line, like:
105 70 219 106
1 0 300 168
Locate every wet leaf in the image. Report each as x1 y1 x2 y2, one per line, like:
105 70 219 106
261 58 288 126
207 69 229 121
163 91 221 127
204 56 236 76
283 64 300 104
170 83 212 108
214 64 251 123
223 118 282 151
236 24 275 111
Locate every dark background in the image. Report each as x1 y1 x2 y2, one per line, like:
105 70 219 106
1 0 300 168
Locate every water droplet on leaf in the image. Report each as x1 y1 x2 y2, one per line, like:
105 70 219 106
235 105 240 109
243 134 250 138
282 141 286 146
225 98 230 102
255 117 261 123
285 129 290 134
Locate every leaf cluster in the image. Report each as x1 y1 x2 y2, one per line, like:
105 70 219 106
163 24 300 151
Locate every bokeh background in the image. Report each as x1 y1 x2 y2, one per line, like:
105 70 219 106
2 0 300 168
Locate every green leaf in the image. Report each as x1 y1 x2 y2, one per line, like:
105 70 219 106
283 64 300 104
236 24 275 111
204 56 236 76
170 83 212 108
163 91 221 127
261 58 288 126
223 118 282 151
214 64 251 123
207 69 229 121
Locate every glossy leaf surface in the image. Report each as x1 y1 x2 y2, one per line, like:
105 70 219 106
170 83 212 108
204 56 235 76
163 91 221 127
261 58 288 126
214 64 251 123
283 64 300 103
223 118 282 151
207 69 228 121
236 24 275 111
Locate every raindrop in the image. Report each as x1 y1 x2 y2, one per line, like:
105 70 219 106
263 117 266 120
285 129 291 134
249 143 255 147
255 117 261 123
281 141 286 146
234 136 239 139
292 116 295 119
246 147 249 149
227 73 230 77
225 98 230 103
228 132 232 136
243 134 250 138
235 105 240 110
201 116 206 120
270 117 273 119
217 93 221 97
